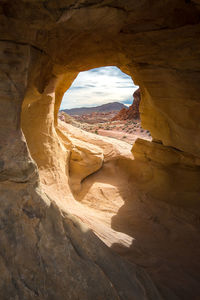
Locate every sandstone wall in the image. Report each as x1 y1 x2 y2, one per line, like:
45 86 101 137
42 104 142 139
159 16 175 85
1 1 200 299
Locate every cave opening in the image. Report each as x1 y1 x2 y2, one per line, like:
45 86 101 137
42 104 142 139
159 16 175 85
1 1 200 298
58 66 151 146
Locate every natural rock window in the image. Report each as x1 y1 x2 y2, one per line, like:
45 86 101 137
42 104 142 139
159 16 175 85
1 1 200 299
58 67 151 145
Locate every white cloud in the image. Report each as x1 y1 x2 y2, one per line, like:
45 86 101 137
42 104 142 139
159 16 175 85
60 66 138 109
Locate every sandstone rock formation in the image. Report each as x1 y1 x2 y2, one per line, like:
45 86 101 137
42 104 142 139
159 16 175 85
112 88 141 120
0 1 200 299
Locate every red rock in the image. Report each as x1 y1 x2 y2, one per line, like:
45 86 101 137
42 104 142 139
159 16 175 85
112 88 141 121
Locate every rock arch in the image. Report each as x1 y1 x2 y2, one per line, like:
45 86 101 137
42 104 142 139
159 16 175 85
0 1 200 299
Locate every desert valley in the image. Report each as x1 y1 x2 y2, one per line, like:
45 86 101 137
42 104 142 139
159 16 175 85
59 88 151 144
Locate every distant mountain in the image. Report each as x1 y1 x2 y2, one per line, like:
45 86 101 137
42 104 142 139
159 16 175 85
61 102 126 115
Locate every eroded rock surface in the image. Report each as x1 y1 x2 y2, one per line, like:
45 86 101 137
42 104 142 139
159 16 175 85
112 88 141 121
0 181 162 300
0 1 200 299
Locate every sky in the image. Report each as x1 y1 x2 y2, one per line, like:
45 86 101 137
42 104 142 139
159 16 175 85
60 66 138 109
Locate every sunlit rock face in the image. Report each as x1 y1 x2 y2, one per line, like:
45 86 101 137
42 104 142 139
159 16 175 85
112 88 141 120
0 1 200 299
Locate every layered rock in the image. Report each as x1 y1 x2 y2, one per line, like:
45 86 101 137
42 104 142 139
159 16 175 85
112 88 141 120
0 1 200 299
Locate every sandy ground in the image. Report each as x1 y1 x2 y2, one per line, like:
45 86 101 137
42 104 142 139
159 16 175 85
98 128 151 144
79 120 152 144
59 112 152 144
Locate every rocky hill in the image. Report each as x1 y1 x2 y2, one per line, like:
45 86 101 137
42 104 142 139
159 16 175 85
112 88 141 121
61 102 126 115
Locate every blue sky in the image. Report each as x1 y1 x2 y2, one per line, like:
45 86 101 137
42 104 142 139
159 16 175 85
60 66 138 109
